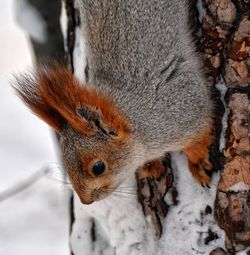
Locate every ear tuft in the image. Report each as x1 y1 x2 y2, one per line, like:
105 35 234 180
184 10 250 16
13 71 65 132
13 64 131 138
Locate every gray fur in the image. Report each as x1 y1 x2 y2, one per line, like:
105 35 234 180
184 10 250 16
14 0 214 204
77 0 213 151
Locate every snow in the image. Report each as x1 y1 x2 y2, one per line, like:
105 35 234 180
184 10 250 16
238 248 250 255
73 25 88 83
14 0 47 43
160 152 225 254
71 176 155 255
73 0 88 84
60 0 68 56
196 0 207 23
229 182 250 192
215 81 229 153
70 152 227 255
0 1 69 254
60 1 67 40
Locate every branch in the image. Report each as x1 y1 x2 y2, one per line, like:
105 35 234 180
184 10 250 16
0 167 50 202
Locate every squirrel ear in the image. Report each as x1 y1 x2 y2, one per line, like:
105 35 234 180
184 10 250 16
76 106 118 137
14 65 130 138
13 72 65 133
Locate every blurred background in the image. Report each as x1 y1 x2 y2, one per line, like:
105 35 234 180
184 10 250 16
0 1 69 254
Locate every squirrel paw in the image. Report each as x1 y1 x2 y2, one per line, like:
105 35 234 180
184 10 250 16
138 159 167 179
188 160 212 185
184 127 213 185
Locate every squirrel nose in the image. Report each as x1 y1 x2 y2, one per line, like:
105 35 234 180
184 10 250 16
79 196 94 205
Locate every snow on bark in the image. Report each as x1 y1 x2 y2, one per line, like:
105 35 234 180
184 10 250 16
215 82 229 153
214 91 250 253
198 0 250 253
69 153 226 255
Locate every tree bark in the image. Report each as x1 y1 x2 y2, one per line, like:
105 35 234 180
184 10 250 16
25 0 65 65
196 0 250 253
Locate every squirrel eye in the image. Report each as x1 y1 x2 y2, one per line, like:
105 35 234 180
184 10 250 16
92 160 105 176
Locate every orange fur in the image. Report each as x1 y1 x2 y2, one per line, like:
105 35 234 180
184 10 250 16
15 65 130 137
14 73 64 133
139 159 167 179
184 126 213 185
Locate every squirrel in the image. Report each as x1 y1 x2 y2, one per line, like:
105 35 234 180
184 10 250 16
14 0 214 204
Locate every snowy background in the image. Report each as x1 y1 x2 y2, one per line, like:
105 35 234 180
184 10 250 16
0 1 69 254
0 1 248 255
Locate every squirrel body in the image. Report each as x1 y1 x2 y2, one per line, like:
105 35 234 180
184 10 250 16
15 0 214 204
79 0 212 151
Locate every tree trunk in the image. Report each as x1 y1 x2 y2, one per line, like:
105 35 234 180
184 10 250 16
197 0 250 253
17 0 65 65
63 0 249 254
32 0 249 254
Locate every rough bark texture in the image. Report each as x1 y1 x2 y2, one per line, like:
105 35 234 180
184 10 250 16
197 0 250 253
63 0 80 72
136 154 175 238
62 2 78 255
214 91 250 253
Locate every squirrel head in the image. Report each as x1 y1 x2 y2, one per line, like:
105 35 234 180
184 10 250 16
14 65 140 204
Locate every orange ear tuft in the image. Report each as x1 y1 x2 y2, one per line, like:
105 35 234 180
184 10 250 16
13 72 65 132
14 64 130 137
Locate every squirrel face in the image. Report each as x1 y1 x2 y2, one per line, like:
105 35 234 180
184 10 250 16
14 65 137 204
60 125 135 204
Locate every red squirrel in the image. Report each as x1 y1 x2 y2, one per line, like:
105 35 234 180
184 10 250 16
14 0 213 204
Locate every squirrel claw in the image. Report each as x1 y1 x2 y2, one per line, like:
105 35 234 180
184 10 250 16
188 162 211 185
201 184 211 189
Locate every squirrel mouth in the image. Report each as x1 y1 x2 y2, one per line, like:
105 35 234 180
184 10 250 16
93 191 109 202
80 198 94 205
78 186 114 204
